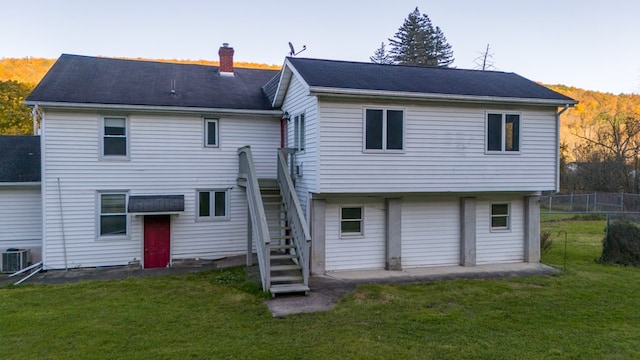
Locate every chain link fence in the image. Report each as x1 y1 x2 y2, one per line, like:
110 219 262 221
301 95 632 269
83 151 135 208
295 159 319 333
541 192 640 213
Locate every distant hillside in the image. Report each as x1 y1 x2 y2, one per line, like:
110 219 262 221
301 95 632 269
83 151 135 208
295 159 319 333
0 57 280 85
1 57 638 143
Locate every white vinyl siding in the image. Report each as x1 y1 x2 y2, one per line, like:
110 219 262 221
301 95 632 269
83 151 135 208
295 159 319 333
0 187 42 251
317 101 557 193
41 111 279 269
283 75 318 216
401 196 460 268
476 196 525 264
325 198 385 271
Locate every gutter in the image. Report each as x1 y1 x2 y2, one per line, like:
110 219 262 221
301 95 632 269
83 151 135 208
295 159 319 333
308 86 577 107
23 101 282 117
0 182 41 187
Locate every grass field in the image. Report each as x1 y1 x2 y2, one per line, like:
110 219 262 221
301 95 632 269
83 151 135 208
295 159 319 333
2 218 640 359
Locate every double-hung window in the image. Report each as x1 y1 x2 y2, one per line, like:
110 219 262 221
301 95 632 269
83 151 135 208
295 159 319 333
490 203 510 231
294 113 305 152
204 119 219 147
486 113 520 153
364 108 404 151
103 117 128 157
197 189 228 220
340 206 364 237
99 192 128 237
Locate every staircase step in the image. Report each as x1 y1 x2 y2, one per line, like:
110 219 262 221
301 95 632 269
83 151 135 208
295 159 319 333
271 254 299 260
270 264 302 272
270 234 293 240
271 275 303 283
271 242 296 247
270 284 310 295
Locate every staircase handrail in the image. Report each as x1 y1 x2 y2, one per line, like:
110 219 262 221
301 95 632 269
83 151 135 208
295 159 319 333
277 148 312 286
238 146 270 291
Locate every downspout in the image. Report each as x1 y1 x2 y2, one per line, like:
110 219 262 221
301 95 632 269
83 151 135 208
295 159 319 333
555 104 571 193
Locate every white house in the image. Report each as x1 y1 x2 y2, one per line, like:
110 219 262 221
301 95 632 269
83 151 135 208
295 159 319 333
20 45 576 293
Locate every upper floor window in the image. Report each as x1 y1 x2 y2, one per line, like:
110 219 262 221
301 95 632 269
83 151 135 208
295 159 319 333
99 192 128 237
294 113 305 152
487 113 520 153
197 189 228 220
205 119 219 147
102 117 128 157
364 108 404 151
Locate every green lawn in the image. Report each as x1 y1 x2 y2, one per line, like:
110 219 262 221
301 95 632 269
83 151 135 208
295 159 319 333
2 219 640 359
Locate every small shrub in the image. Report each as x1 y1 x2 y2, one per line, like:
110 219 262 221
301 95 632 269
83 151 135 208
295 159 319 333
540 231 553 254
598 221 640 266
571 213 606 221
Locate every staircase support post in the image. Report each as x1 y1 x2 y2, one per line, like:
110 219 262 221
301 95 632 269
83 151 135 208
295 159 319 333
246 205 253 266
385 198 402 270
310 198 326 275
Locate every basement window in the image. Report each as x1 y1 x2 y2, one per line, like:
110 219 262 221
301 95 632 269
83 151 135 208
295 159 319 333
490 203 510 231
340 206 364 237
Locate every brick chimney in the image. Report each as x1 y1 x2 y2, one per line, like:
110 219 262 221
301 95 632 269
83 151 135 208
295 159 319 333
218 43 234 76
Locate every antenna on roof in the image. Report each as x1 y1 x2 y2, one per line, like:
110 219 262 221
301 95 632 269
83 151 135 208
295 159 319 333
170 78 176 95
288 42 307 56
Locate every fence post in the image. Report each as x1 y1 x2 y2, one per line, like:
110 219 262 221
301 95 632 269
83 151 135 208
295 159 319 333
549 196 552 212
586 194 590 213
594 192 597 212
570 192 573 212
620 192 624 212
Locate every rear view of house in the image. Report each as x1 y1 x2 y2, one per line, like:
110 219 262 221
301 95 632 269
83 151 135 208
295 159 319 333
22 45 575 293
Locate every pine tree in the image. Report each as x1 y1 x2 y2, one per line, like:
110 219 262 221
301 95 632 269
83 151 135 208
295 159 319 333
370 42 394 64
388 7 454 67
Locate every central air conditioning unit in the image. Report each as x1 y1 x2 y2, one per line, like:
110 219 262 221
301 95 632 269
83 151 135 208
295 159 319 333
2 249 32 273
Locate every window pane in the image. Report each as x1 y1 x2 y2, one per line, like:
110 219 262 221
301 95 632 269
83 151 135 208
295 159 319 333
101 194 126 213
505 115 519 151
104 137 127 156
299 114 305 151
492 204 509 215
365 109 383 149
104 118 126 136
386 110 403 150
206 121 217 146
199 191 210 217
491 216 508 228
487 114 502 151
342 207 362 220
101 215 126 235
214 191 226 217
341 220 362 234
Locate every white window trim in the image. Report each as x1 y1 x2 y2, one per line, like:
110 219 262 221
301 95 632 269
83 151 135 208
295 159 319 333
96 190 130 240
100 116 130 160
195 189 229 221
485 111 521 155
490 202 511 232
362 107 406 153
204 118 219 148
339 205 365 238
293 113 305 153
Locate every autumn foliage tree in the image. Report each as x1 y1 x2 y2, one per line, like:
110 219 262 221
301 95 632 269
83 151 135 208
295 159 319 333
0 80 34 135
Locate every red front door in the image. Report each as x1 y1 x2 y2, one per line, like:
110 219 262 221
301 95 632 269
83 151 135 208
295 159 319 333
144 215 170 268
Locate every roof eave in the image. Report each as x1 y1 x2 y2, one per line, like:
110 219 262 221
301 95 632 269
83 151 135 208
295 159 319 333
308 87 578 107
23 101 282 117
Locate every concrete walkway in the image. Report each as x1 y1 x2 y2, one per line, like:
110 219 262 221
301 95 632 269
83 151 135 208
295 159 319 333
1 259 558 318
265 263 558 317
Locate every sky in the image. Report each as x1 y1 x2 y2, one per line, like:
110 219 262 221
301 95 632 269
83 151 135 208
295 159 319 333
2 0 639 94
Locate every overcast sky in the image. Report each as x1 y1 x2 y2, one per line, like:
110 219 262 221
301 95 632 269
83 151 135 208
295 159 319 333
2 0 638 94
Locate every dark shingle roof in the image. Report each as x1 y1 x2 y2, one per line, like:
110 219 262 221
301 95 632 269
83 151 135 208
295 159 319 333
287 57 575 103
26 54 279 110
0 136 40 183
128 195 184 213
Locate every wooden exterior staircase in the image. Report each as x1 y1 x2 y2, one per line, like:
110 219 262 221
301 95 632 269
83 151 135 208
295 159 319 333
238 146 311 296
